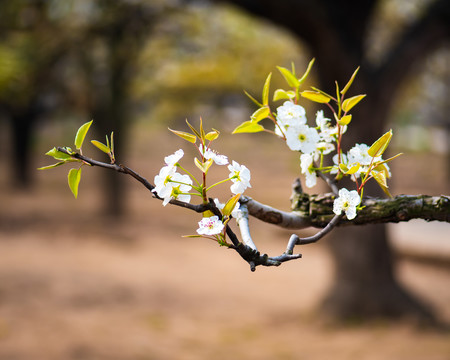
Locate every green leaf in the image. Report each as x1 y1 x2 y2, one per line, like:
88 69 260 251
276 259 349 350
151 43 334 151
298 58 315 86
341 66 360 96
339 163 349 173
301 90 331 103
74 120 93 150
37 161 68 170
182 234 203 238
337 114 352 126
368 129 393 157
232 121 265 134
277 66 299 88
346 163 360 175
310 87 334 100
205 129 220 141
194 158 213 174
244 90 262 107
372 170 392 198
169 128 197 143
222 193 241 217
68 168 82 199
110 132 114 155
91 140 110 154
262 72 272 105
251 106 270 123
273 89 295 101
185 119 201 139
342 94 366 113
199 117 206 142
45 147 73 161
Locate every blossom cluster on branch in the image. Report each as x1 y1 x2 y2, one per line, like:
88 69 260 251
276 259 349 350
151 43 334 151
38 59 430 271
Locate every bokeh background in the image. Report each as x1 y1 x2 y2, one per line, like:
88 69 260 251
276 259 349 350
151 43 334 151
0 1 449 359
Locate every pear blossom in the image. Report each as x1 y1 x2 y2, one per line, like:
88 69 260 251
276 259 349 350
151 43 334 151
300 153 317 188
285 124 320 154
164 149 184 168
197 216 224 235
316 110 339 143
199 144 228 165
153 166 177 197
153 168 192 206
347 143 372 166
333 188 361 220
275 101 307 136
228 160 251 194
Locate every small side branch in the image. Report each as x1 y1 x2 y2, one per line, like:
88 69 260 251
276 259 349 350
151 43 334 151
286 214 343 254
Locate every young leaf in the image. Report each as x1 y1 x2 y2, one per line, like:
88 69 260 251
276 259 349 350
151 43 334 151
91 140 111 154
45 147 73 161
68 167 82 199
372 170 392 198
169 128 197 143
342 94 366 113
74 120 93 150
273 89 295 101
368 129 393 157
232 121 265 134
110 132 114 155
38 161 68 170
346 163 360 175
262 72 272 105
277 66 299 88
301 90 331 103
310 87 335 100
341 66 360 96
194 158 213 174
298 58 315 86
251 106 270 123
222 193 241 217
205 129 220 141
185 119 201 139
244 90 262 107
199 117 206 143
338 114 352 126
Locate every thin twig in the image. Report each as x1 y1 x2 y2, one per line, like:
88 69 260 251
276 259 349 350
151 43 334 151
286 214 343 254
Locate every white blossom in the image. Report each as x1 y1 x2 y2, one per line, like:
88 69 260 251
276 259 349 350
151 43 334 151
347 143 372 166
164 149 184 168
197 216 225 235
228 161 251 195
153 166 176 198
333 188 361 220
275 101 307 136
285 124 320 154
199 144 228 165
300 153 317 188
153 168 192 206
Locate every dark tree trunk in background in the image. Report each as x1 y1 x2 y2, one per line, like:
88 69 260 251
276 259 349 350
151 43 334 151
216 0 450 321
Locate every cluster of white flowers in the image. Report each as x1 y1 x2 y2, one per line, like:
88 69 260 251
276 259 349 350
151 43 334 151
153 149 193 206
153 145 252 236
276 102 342 188
331 143 391 181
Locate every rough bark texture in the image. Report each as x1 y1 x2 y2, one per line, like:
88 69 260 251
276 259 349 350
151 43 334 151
292 193 450 228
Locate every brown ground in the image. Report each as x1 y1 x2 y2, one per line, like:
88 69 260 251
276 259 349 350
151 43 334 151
0 124 449 360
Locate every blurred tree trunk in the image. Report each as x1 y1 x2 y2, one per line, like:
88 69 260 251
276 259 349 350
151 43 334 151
216 0 449 321
80 2 160 217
